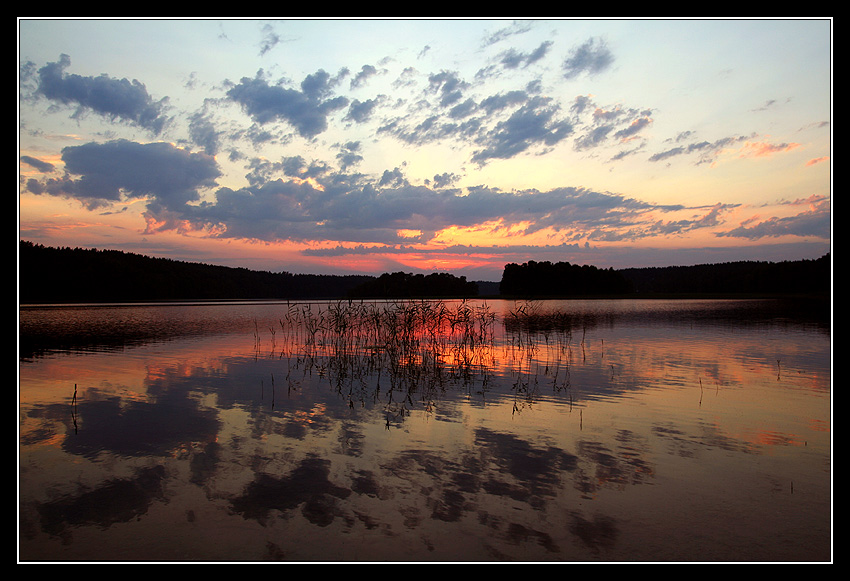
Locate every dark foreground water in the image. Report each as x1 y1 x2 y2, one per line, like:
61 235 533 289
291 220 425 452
18 298 831 562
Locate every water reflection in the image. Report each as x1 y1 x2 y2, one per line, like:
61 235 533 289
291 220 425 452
19 299 831 562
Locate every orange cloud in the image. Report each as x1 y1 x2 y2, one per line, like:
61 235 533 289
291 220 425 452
805 156 829 166
738 140 800 158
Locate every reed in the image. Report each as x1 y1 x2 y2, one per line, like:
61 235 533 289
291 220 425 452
270 300 501 409
263 299 597 420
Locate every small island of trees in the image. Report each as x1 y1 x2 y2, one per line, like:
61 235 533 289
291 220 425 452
500 260 634 297
346 271 478 298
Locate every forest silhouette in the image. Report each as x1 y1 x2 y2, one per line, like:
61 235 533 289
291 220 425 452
18 240 830 304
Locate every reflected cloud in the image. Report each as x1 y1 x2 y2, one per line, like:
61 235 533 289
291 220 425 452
19 299 832 561
35 465 167 541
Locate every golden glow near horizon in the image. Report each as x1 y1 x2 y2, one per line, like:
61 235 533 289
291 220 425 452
19 19 831 279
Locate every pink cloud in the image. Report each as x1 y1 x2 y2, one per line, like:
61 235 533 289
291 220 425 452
738 141 800 158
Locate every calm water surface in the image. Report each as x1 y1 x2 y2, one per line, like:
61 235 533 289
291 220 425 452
18 298 831 562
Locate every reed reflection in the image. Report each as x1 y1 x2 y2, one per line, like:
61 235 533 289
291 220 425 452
19 299 831 562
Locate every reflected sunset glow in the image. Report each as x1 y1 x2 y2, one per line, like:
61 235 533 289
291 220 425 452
18 298 831 561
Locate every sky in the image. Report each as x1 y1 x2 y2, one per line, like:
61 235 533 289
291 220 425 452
18 18 832 281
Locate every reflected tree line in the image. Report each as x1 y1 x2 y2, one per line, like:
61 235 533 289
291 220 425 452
19 241 830 304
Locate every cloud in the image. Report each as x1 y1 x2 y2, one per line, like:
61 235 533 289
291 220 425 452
21 155 55 173
428 70 469 107
375 68 584 164
34 54 169 134
429 172 461 188
472 96 573 163
481 21 535 48
648 135 754 165
22 131 829 268
336 141 364 171
648 134 804 168
226 69 349 139
143 161 683 247
562 37 614 79
571 100 655 151
23 137 666 247
34 132 825 252
188 109 224 155
345 98 381 124
253 37 630 168
717 195 830 240
614 115 653 141
350 64 378 89
301 241 586 257
258 23 281 56
18 24 830 276
737 140 800 158
479 90 529 114
499 41 553 69
25 139 220 211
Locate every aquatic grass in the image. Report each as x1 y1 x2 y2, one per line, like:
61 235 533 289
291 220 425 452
270 300 501 410
262 299 597 421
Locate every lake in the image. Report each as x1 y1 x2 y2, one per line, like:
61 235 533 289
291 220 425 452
18 297 832 562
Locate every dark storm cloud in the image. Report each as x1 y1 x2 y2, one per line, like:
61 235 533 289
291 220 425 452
34 54 169 134
226 69 349 139
25 139 220 211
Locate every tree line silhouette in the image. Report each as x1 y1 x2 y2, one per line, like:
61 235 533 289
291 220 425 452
346 271 478 298
18 240 830 303
618 254 830 295
18 241 373 303
498 255 830 297
500 260 634 296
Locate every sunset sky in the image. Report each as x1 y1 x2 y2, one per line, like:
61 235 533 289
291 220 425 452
18 18 832 281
